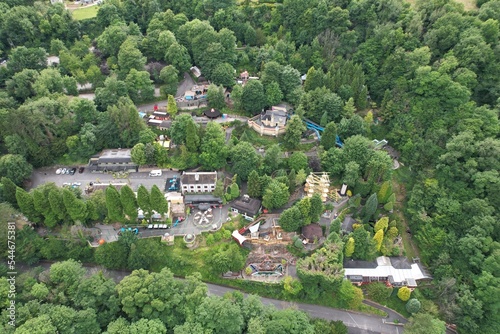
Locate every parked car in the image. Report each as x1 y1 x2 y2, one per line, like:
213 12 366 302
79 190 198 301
56 168 62 175
72 182 81 186
149 170 162 177
61 168 67 174
78 167 85 173
70 168 76 175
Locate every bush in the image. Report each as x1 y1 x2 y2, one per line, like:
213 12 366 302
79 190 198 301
406 298 421 314
205 234 215 246
213 231 223 242
397 286 411 301
365 282 393 303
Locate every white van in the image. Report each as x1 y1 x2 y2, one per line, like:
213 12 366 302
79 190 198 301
149 170 162 177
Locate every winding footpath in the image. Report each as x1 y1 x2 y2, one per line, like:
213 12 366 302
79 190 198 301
16 262 403 334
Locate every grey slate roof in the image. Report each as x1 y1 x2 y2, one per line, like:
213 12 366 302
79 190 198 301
231 197 262 216
97 149 132 164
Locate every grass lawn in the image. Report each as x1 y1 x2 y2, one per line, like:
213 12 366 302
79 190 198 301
385 289 412 318
231 123 280 148
391 166 422 260
72 5 99 21
406 0 476 11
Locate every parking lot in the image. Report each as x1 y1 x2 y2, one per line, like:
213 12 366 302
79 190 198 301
30 166 180 192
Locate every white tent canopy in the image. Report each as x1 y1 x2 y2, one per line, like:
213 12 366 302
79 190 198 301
232 230 247 246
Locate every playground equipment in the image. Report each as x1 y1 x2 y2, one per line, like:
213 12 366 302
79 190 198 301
304 119 324 140
167 175 179 191
336 135 344 148
119 227 139 235
304 172 330 202
173 217 184 227
304 119 343 147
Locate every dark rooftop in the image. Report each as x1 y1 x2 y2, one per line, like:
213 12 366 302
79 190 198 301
389 257 412 270
343 259 378 269
97 149 133 164
184 194 222 204
181 172 217 185
231 196 262 216
203 108 221 119
301 223 323 241
341 216 356 233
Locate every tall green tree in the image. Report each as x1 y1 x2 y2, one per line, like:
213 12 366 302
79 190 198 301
230 84 243 111
0 154 33 186
167 94 178 117
321 122 338 150
62 188 87 223
288 151 308 172
265 81 283 106
242 80 266 114
279 206 303 231
118 38 147 79
211 62 235 88
137 185 152 221
261 144 282 175
207 84 226 110
33 184 58 228
120 186 138 222
247 170 261 198
131 143 147 166
150 185 168 217
230 141 261 180
345 237 355 257
1 177 18 208
106 186 124 223
94 77 128 111
351 226 376 261
262 180 289 209
309 193 323 222
170 114 196 145
125 69 154 103
159 65 179 97
185 120 200 153
200 122 228 170
16 187 41 224
283 115 306 149
363 193 379 222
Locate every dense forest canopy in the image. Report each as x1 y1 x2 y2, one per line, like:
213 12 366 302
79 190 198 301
0 0 499 333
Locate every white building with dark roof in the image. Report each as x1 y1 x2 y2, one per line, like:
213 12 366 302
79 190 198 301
230 195 262 220
180 172 217 194
344 256 430 288
88 149 138 172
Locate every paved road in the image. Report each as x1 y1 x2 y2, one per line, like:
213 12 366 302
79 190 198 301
15 262 403 334
30 168 180 192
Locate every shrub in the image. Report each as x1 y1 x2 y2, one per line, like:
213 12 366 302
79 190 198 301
365 282 392 303
206 234 215 246
406 298 421 314
397 286 411 301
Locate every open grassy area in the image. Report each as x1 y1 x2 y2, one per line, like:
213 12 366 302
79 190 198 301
391 166 422 260
231 123 280 148
72 5 99 21
406 0 477 11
